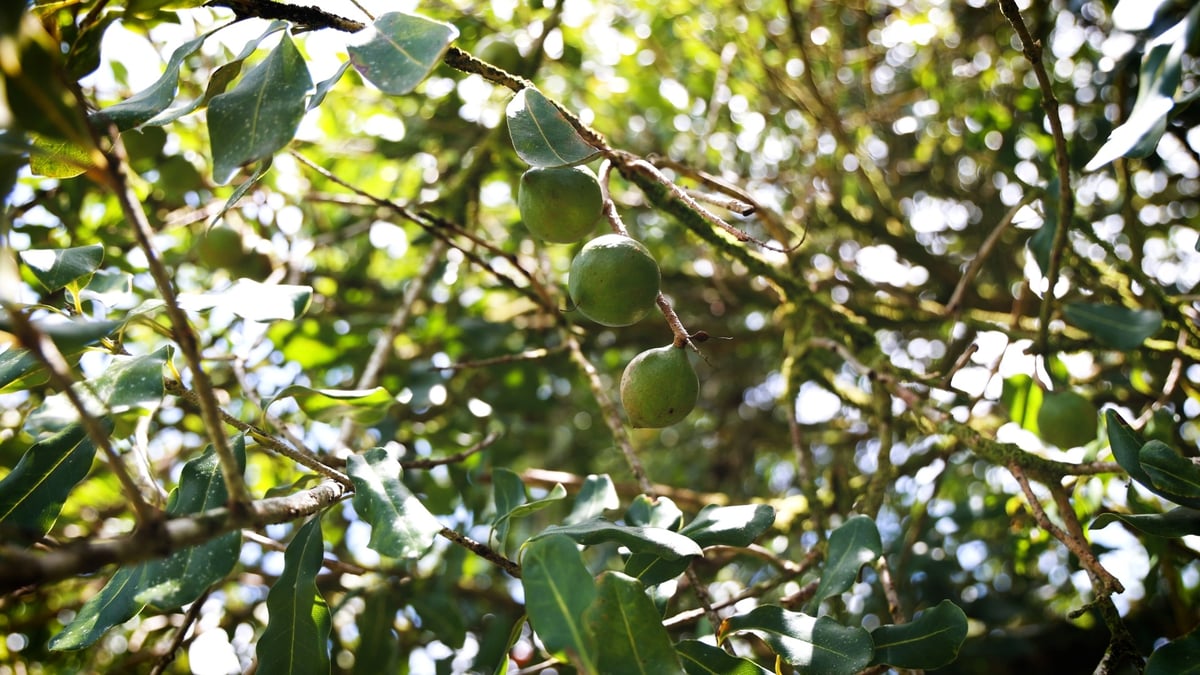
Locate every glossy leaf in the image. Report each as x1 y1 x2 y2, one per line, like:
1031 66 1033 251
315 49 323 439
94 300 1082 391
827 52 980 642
209 32 312 184
0 347 42 392
565 473 619 524
1092 507 1200 538
0 315 120 353
506 87 601 167
136 439 245 609
870 599 968 669
719 605 873 674
347 12 459 95
677 639 773 675
1140 441 1200 507
625 493 683 529
491 469 567 554
48 563 148 651
0 424 97 542
347 447 442 559
19 245 103 292
534 519 703 560
256 516 331 675
89 346 169 412
807 515 882 612
624 551 692 586
583 572 683 674
90 29 214 130
175 279 313 322
308 61 352 111
679 503 776 548
521 534 597 669
1062 303 1163 351
1146 625 1200 675
1106 410 1154 488
272 385 394 425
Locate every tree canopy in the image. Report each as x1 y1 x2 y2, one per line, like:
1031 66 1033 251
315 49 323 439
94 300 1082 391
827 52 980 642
2 0 1200 673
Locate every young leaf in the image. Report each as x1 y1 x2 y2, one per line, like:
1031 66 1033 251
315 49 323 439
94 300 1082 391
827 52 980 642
506 87 601 168
347 12 459 95
19 244 103 292
1139 441 1200 507
719 605 873 675
676 639 773 675
583 572 683 674
90 29 215 130
271 385 394 425
136 439 246 609
1092 507 1200 539
1061 303 1163 351
347 447 442 559
48 563 149 651
807 515 882 612
1146 624 1200 675
679 503 776 548
565 473 619 524
209 32 312 184
870 599 968 669
256 516 331 675
521 534 597 669
0 424 98 542
534 520 703 560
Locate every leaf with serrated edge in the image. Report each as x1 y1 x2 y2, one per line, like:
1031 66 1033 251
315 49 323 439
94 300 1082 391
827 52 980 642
807 515 882 612
521 535 597 669
677 639 773 675
348 12 459 95
209 32 312 184
348 447 442 559
583 572 683 674
256 517 331 675
0 424 97 542
870 600 968 669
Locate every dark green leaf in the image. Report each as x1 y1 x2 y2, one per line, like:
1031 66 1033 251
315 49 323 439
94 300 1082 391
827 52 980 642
308 61 352 111
272 385 394 425
1106 410 1154 488
521 534 597 669
48 563 148 650
0 424 97 542
506 87 601 168
136 439 245 609
1147 625 1200 675
1062 303 1163 350
1027 178 1059 275
624 552 691 586
209 32 312 184
90 346 169 412
625 494 683 529
347 12 459 95
676 639 773 675
19 245 103 292
807 515 882 613
0 316 121 354
583 572 683 674
679 504 776 548
90 29 213 130
719 605 873 674
565 473 619 524
256 516 331 675
534 519 703 560
65 13 117 79
870 599 968 669
212 158 271 225
491 467 527 551
347 447 442 559
0 347 41 392
1092 507 1200 538
1140 441 1200 506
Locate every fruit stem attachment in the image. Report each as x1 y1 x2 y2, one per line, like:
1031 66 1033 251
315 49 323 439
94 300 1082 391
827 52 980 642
656 293 693 350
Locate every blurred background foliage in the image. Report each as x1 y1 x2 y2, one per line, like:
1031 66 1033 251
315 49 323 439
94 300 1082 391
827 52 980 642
2 0 1200 672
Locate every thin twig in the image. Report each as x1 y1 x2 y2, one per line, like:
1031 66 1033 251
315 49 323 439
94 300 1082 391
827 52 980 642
400 432 499 470
997 0 1075 355
438 527 521 578
945 191 1037 314
876 555 907 624
148 588 209 675
436 346 565 371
